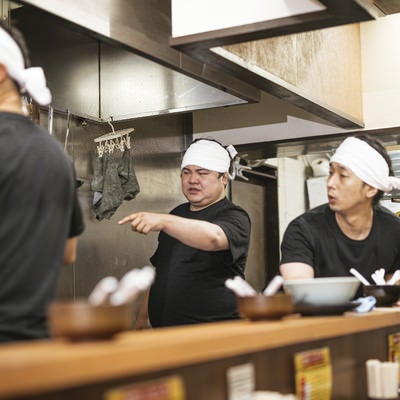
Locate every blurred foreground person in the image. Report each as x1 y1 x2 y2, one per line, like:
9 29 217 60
0 22 84 342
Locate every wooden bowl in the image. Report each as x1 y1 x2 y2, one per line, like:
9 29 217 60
237 293 294 320
47 300 135 341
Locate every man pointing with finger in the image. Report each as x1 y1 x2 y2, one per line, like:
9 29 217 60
119 139 251 328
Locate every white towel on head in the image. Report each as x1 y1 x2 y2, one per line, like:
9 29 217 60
181 139 231 174
0 26 51 106
331 137 400 192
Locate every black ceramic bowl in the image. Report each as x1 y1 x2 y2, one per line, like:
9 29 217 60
363 285 400 307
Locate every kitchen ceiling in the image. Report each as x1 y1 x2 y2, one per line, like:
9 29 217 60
373 0 400 15
170 0 378 129
10 0 399 127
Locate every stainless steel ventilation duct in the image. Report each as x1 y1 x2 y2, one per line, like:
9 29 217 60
9 0 260 121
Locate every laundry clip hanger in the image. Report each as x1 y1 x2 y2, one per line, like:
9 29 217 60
94 119 134 158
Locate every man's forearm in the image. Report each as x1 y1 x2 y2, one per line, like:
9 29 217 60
162 215 228 251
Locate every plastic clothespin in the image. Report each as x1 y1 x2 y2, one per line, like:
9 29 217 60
226 144 238 159
96 142 105 158
233 160 252 181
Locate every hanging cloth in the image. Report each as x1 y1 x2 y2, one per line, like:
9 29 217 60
91 149 140 221
119 148 140 201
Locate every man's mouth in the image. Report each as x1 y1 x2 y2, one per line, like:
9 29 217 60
328 194 336 203
188 187 200 195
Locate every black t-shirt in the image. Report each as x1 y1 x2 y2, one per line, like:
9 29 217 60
149 197 251 327
280 203 400 281
0 112 85 342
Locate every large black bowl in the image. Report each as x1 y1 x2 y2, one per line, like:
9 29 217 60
363 285 400 307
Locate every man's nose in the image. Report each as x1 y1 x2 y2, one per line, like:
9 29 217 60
187 173 199 182
327 174 336 187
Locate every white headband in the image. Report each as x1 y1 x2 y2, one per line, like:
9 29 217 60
331 137 400 192
181 140 231 174
0 26 51 106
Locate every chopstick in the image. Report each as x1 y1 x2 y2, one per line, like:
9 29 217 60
263 275 284 296
349 268 370 286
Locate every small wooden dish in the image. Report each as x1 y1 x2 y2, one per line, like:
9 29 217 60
47 300 135 341
237 293 294 320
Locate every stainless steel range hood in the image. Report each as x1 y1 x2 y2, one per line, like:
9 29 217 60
9 0 260 121
170 0 376 129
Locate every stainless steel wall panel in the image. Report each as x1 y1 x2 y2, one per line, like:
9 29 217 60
43 111 189 300
11 6 101 118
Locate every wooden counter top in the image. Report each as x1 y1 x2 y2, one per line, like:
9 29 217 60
0 309 400 398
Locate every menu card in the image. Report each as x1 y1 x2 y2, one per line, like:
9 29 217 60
388 332 400 363
388 332 400 380
226 363 255 400
104 375 185 400
294 347 332 400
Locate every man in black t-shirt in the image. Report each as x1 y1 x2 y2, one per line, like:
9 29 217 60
280 135 400 284
119 139 251 327
0 23 84 342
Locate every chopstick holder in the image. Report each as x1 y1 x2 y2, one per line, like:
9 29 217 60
367 359 382 399
381 362 399 399
366 359 399 399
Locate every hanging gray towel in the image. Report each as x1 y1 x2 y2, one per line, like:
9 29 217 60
91 149 140 221
119 148 140 200
91 152 123 220
91 155 104 208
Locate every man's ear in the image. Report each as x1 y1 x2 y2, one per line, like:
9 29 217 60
366 185 378 199
221 172 229 186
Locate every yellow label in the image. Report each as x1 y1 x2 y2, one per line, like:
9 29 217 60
388 333 400 381
105 375 185 400
294 347 332 400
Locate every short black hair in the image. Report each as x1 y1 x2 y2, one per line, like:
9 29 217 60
0 20 30 67
357 134 393 205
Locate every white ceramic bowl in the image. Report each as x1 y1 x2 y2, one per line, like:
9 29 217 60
283 277 360 305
